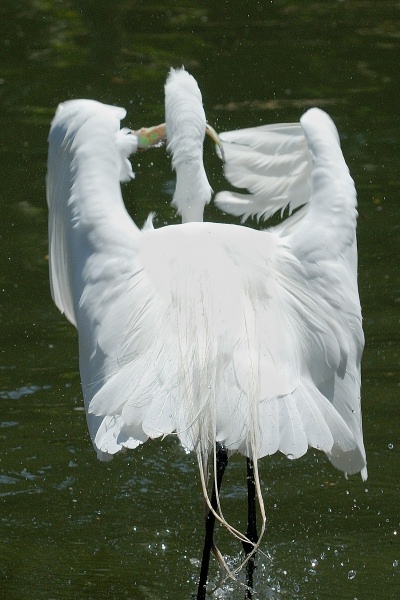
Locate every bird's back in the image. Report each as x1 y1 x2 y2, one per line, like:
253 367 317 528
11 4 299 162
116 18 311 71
88 221 278 458
89 218 365 480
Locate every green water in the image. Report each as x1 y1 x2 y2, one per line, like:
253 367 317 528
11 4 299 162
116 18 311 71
0 1 399 598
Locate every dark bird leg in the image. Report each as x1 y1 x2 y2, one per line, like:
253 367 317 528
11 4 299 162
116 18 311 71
242 457 259 599
197 442 228 600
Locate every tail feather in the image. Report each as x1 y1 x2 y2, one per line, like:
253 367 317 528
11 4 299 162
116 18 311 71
277 396 308 458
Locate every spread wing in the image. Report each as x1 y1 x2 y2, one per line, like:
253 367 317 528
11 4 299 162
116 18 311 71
47 99 158 457
215 108 367 479
215 122 312 222
47 99 138 326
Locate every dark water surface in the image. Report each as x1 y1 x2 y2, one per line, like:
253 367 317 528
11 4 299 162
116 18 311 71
0 1 399 599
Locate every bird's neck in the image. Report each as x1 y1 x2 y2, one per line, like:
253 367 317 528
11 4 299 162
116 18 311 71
173 160 212 223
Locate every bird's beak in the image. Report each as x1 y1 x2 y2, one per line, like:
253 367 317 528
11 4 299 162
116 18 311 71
206 123 225 162
134 123 166 150
133 122 224 161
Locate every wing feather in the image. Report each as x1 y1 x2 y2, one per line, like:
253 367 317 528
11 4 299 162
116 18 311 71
213 108 366 478
47 99 138 326
215 122 311 221
278 396 308 458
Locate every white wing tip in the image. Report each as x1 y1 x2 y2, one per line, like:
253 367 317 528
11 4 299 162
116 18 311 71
300 107 340 145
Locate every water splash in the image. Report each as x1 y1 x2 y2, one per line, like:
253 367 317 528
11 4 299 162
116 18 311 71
348 570 357 580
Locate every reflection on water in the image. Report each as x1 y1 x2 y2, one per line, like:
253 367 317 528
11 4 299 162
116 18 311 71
0 384 51 400
1 1 400 599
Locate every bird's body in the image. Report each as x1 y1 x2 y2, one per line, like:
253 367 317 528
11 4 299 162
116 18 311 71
47 68 366 596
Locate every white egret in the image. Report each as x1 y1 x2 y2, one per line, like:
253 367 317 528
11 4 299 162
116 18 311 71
47 68 367 599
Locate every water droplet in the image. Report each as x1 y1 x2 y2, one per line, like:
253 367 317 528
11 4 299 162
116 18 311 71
311 558 318 568
388 443 394 450
348 570 356 580
393 560 398 568
293 584 300 592
287 453 295 460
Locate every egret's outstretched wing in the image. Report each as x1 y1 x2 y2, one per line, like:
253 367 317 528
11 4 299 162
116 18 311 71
215 123 312 222
287 108 366 478
47 100 159 457
215 108 366 478
47 99 138 326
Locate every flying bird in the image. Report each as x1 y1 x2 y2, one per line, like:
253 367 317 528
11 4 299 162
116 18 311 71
47 68 367 599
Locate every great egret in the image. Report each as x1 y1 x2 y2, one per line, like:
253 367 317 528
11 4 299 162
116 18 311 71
47 68 367 599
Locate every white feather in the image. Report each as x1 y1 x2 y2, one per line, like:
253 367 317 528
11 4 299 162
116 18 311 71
215 122 311 221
